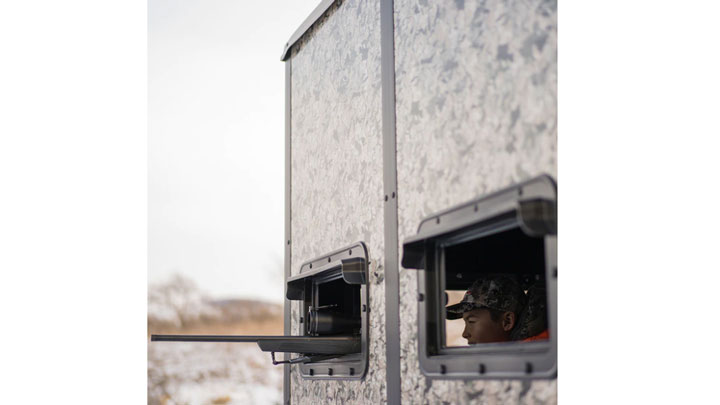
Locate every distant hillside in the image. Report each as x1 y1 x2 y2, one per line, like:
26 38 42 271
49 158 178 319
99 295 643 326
211 298 283 322
148 275 283 335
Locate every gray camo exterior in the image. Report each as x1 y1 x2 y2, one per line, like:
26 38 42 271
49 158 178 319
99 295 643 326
289 0 386 403
286 0 557 403
395 0 556 403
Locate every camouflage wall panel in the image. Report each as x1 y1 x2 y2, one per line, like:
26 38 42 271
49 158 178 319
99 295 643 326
289 0 386 403
394 0 558 403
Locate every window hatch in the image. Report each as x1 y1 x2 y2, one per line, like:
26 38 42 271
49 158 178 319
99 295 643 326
151 241 369 380
401 175 557 379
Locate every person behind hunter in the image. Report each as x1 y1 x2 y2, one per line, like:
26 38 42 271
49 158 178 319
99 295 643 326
446 275 526 344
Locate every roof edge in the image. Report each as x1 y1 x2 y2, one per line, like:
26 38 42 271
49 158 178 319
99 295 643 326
280 0 337 61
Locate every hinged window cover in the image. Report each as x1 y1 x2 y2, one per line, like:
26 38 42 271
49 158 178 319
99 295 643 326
287 256 367 300
401 174 557 379
402 174 557 270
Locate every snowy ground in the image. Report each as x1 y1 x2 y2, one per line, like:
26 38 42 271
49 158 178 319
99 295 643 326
147 276 284 405
148 341 283 405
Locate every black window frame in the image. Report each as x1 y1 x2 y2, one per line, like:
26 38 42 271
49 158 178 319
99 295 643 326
402 175 557 379
286 241 370 380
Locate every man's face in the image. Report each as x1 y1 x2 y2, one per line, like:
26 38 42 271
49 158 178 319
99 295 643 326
461 308 510 344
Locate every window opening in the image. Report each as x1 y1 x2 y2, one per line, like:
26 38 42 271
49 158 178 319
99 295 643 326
441 226 549 349
401 174 557 379
308 277 361 336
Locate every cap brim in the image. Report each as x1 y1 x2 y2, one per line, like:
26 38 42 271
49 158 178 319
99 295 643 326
445 303 468 320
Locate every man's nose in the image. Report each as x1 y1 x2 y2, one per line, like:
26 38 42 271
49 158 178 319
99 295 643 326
462 326 470 340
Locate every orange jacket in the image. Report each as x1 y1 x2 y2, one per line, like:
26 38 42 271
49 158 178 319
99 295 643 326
523 329 549 342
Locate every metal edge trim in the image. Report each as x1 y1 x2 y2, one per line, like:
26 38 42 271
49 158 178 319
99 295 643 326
283 59 292 405
280 0 338 61
381 0 401 403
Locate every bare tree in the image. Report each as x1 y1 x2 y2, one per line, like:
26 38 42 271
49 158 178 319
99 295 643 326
148 274 219 329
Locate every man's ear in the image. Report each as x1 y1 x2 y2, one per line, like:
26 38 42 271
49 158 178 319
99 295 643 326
501 311 516 331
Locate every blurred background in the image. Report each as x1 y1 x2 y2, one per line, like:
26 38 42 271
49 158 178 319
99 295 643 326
148 1 319 404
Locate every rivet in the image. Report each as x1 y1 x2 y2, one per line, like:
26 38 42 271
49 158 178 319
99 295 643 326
391 192 395 198
349 367 355 376
328 368 333 376
440 365 447 374
553 267 558 278
309 263 313 269
349 249 352 255
418 293 424 302
525 362 533 374
328 257 331 262
384 195 388 201
479 364 486 374
362 304 367 312
474 204 478 212
309 369 314 376
299 317 304 323
287 240 290 245
436 217 440 224
518 188 523 196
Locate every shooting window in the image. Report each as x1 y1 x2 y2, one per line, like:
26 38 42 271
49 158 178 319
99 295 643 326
152 242 369 381
402 175 557 379
286 242 369 379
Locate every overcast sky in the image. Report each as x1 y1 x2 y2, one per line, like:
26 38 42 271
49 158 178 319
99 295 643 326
149 0 320 302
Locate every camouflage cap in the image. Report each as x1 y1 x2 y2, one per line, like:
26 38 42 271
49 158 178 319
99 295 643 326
446 275 526 320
